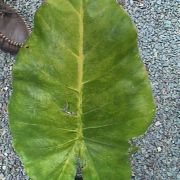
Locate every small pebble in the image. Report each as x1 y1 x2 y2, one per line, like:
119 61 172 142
157 147 162 152
2 166 6 170
0 174 5 180
164 20 172 28
155 121 161 126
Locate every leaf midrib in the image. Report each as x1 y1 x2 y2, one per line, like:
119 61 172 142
59 1 100 178
77 1 84 142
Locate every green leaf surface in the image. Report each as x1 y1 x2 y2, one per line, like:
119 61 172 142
9 0 155 179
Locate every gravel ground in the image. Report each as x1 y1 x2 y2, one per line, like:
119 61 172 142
0 0 179 179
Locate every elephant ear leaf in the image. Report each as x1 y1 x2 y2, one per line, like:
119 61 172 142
9 0 155 179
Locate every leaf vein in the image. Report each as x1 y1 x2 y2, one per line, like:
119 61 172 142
83 124 114 130
16 121 77 132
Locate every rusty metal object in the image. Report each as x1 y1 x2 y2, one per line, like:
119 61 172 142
0 0 30 54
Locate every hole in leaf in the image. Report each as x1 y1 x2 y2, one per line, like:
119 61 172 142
61 101 77 116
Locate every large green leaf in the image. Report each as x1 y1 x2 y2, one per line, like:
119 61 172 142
9 0 155 179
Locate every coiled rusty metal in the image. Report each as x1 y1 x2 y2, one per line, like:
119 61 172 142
0 0 30 54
